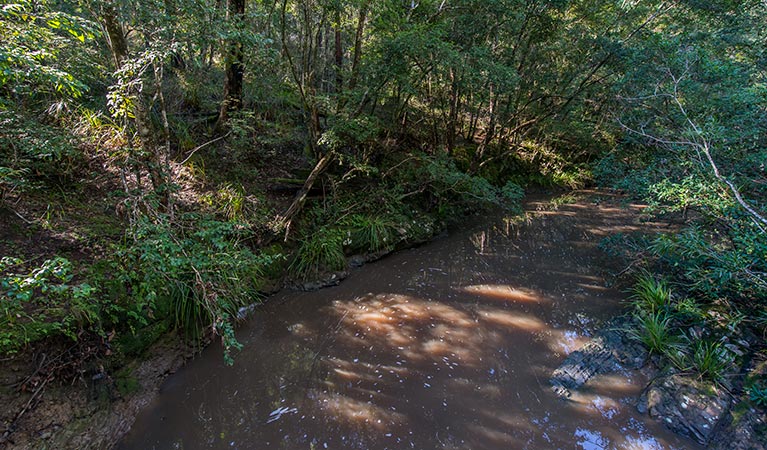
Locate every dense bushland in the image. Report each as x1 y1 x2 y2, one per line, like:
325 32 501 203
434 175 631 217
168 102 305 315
0 0 764 408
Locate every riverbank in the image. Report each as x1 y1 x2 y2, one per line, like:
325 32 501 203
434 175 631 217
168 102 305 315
4 191 762 449
550 315 766 449
118 191 696 449
1 132 528 448
0 183 487 449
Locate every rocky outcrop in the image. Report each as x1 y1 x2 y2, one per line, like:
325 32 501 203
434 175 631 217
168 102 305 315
550 316 647 398
637 374 731 444
551 315 767 449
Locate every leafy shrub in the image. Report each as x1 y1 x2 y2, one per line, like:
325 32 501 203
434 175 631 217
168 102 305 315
110 215 277 364
0 167 28 201
651 225 767 300
690 339 732 383
391 154 524 219
0 256 101 354
289 227 347 280
343 214 397 253
500 181 525 213
593 150 653 198
0 111 84 187
749 383 767 408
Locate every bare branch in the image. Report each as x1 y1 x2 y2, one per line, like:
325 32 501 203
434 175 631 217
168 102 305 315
617 81 767 233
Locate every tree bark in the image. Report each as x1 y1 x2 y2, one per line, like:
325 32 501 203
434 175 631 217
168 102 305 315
347 1 368 92
334 9 343 94
101 1 128 69
216 0 246 131
276 151 335 239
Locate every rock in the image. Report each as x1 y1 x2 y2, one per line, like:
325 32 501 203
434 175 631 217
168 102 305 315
294 271 349 291
638 374 731 445
549 316 647 397
709 355 767 450
348 255 366 268
709 405 767 450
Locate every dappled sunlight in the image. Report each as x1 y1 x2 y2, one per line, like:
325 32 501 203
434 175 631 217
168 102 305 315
476 408 542 434
544 328 591 356
461 284 544 303
465 424 524 447
577 282 611 293
329 293 497 366
566 391 623 420
119 192 698 450
545 270 599 280
536 210 578 217
586 373 645 397
314 391 407 431
476 306 548 332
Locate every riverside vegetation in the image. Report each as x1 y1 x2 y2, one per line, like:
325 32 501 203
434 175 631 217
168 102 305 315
1 0 765 446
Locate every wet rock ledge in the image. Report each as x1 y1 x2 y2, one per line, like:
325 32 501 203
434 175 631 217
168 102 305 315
549 317 767 449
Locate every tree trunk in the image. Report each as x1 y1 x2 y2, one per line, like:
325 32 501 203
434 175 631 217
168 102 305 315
216 0 246 131
447 66 460 154
276 151 335 238
334 9 343 94
100 1 170 212
101 2 128 69
347 1 368 92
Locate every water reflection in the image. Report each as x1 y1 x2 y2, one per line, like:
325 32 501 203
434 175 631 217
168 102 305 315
119 193 697 450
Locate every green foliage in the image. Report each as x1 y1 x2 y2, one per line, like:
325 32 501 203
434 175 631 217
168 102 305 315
650 226 767 300
343 214 396 253
596 0 767 326
631 309 678 355
500 181 525 213
631 273 673 314
226 110 259 155
749 383 767 408
0 110 84 191
289 227 347 280
674 297 705 322
392 154 524 219
110 215 277 364
0 256 101 354
659 335 733 384
627 272 739 382
549 193 579 208
0 0 98 99
690 339 732 383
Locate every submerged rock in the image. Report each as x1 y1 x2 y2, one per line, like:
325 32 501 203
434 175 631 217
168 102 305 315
550 316 647 397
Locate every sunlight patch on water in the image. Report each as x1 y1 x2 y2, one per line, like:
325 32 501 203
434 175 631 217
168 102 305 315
315 391 407 431
544 329 591 355
461 284 543 303
587 373 644 396
477 307 548 332
466 423 524 447
567 391 622 420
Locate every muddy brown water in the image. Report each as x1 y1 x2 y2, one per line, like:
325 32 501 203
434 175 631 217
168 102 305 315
118 194 699 450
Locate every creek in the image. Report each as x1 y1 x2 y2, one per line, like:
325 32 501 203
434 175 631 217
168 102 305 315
118 193 698 449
